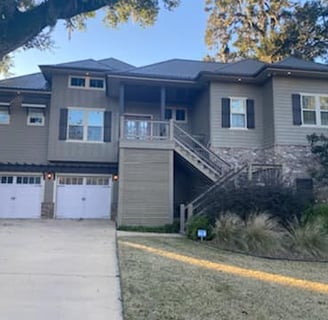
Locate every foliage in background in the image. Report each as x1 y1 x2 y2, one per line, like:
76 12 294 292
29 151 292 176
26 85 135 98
205 0 328 63
186 215 213 240
0 0 180 74
307 133 328 183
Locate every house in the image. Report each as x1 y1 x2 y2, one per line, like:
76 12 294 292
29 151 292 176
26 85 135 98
0 56 327 225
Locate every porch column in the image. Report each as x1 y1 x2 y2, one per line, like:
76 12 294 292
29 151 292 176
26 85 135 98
160 86 166 120
119 83 125 116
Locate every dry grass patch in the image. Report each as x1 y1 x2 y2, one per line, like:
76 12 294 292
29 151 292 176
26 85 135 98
118 237 328 320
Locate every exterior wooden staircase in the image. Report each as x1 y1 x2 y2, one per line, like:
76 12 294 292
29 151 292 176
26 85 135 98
173 124 282 233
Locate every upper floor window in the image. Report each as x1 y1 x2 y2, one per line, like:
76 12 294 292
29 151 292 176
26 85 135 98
165 107 187 123
230 98 247 128
221 97 255 129
27 109 45 126
67 109 104 142
69 76 105 90
0 109 10 125
301 94 328 126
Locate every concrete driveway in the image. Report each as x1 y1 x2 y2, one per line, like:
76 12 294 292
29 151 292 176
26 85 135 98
0 220 123 320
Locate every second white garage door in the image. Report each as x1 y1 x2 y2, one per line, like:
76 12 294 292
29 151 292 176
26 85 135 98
56 176 112 219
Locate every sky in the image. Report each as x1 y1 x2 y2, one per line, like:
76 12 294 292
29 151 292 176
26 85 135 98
10 1 208 77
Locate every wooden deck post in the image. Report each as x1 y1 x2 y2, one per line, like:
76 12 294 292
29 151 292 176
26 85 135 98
180 204 185 234
248 163 253 181
187 203 193 219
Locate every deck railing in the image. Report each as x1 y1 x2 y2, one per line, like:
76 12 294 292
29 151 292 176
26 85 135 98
120 116 172 141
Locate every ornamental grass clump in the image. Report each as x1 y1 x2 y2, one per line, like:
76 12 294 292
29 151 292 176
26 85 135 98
286 217 328 258
214 212 244 249
214 212 282 255
242 213 282 255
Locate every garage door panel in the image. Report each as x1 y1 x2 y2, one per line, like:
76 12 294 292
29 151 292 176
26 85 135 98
0 175 42 219
56 176 112 219
84 186 111 219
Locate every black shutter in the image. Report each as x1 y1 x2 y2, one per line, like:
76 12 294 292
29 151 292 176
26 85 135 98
222 98 231 128
292 94 302 125
246 99 255 129
103 111 112 142
58 108 68 140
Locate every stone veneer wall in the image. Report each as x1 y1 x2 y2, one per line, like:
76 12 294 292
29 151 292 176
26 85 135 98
41 202 54 219
212 145 314 186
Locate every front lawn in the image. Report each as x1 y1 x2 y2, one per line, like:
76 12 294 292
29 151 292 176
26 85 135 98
118 237 328 320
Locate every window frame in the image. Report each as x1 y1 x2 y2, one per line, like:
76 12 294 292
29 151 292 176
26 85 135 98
0 106 10 125
68 76 105 91
67 108 105 143
164 107 188 123
230 97 247 129
301 93 328 127
27 109 45 126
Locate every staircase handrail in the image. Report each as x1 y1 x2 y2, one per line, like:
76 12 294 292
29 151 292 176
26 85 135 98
173 124 231 173
189 164 249 214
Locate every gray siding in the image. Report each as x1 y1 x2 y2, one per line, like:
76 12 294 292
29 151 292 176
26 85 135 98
124 101 161 119
262 80 275 147
118 148 174 226
0 97 49 164
273 77 328 145
47 74 119 162
190 89 210 145
209 82 264 148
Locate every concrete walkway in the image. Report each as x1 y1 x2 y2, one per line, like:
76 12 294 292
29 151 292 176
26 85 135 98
0 220 123 320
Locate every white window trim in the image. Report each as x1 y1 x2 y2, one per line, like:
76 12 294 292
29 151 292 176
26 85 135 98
230 97 247 129
22 103 46 109
165 107 188 123
0 109 10 125
66 107 105 143
301 93 328 127
27 110 45 126
68 76 105 91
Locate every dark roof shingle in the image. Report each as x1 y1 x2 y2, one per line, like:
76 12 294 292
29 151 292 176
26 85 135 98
0 73 48 91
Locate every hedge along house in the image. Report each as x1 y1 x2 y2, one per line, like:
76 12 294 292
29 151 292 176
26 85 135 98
0 56 327 225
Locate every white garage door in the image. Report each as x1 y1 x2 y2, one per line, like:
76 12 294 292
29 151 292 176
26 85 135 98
0 175 43 218
56 176 112 219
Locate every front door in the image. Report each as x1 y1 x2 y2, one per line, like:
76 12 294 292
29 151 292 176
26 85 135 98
124 114 152 139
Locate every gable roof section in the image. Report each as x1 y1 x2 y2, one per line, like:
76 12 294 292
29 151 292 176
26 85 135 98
272 56 328 72
41 59 113 72
97 58 135 71
118 59 225 80
0 73 48 91
212 59 268 76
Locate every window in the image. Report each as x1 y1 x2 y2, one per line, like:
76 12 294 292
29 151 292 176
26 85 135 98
164 107 187 122
221 97 255 129
0 109 10 124
69 76 105 90
301 94 328 126
27 110 45 126
58 176 83 185
0 176 13 184
231 98 246 128
86 177 109 185
16 176 41 185
68 109 104 142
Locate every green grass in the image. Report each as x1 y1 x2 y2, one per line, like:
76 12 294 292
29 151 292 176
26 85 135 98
118 237 328 320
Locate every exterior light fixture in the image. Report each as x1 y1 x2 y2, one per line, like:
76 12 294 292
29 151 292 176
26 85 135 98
287 71 292 76
113 175 119 181
43 172 55 180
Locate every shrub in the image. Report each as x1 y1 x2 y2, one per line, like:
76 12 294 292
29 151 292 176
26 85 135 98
302 204 328 232
286 218 328 258
118 220 180 233
186 215 213 240
203 182 309 225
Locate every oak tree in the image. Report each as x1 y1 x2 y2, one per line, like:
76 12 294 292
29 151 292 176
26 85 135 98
205 0 328 63
0 0 180 74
